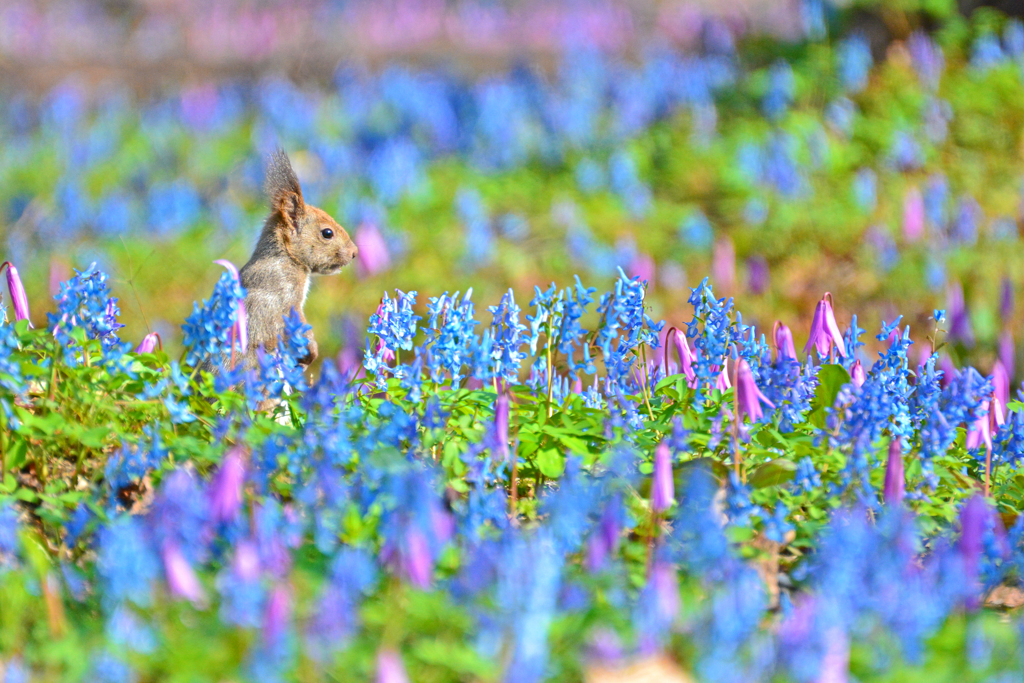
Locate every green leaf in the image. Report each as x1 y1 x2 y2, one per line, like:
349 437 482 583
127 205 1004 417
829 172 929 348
536 447 565 478
6 439 27 470
19 529 52 579
748 459 797 488
77 426 111 449
808 364 852 429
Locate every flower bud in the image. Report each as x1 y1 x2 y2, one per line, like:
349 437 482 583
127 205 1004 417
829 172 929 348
162 542 206 605
1 261 31 325
650 442 675 513
883 440 904 505
134 332 161 354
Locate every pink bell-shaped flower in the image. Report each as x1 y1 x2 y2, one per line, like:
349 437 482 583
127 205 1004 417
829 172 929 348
134 332 161 354
773 321 797 362
1 261 31 325
883 440 904 505
804 293 847 359
850 359 866 387
735 359 775 422
162 542 206 606
650 441 675 513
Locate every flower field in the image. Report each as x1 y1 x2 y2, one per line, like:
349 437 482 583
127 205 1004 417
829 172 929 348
6 1 1024 682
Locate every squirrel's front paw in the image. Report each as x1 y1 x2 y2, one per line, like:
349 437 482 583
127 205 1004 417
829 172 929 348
299 338 319 367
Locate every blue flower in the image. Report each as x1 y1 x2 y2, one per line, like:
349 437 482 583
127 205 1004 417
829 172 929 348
49 263 125 354
365 290 420 390
853 168 877 211
0 502 19 565
680 210 714 250
487 289 528 384
793 457 822 494
837 35 872 93
181 271 246 368
575 157 606 194
88 652 137 683
596 268 664 387
163 396 196 424
423 290 480 385
105 427 168 502
725 473 762 527
96 516 159 609
762 60 794 120
148 181 201 236
148 469 212 565
972 33 1005 71
456 188 495 268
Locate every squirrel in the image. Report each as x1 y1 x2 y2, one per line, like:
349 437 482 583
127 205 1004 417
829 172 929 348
239 150 358 371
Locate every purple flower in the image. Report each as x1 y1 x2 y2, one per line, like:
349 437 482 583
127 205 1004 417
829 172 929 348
49 258 70 298
162 542 206 606
850 359 866 387
909 31 944 90
649 560 680 623
493 392 510 463
403 527 433 588
376 648 410 683
209 446 246 524
883 440 904 505
716 360 732 392
736 358 775 422
665 327 696 384
1001 278 1014 320
746 255 769 295
1 261 30 324
355 223 391 277
993 360 1010 409
134 332 161 354
773 321 797 362
586 495 623 572
999 331 1015 381
940 355 958 388
967 398 1004 451
214 259 248 355
805 293 847 359
263 583 292 646
958 495 990 609
629 252 656 290
233 540 261 582
650 441 675 513
712 238 735 292
903 187 924 242
946 281 974 347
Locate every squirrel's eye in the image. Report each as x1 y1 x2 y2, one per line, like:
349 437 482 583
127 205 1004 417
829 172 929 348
321 228 334 240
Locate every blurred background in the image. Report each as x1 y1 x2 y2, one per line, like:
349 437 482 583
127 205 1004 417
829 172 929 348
2 0 1024 376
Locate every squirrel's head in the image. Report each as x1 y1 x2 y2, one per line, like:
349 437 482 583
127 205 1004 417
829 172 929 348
265 150 358 275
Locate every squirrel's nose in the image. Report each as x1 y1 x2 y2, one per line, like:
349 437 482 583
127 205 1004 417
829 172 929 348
350 244 359 260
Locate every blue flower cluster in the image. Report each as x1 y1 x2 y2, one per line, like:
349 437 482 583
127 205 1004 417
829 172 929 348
49 263 125 355
181 271 246 368
14 242 1024 682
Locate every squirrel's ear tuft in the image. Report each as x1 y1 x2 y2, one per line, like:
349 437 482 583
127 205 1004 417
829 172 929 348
266 149 304 228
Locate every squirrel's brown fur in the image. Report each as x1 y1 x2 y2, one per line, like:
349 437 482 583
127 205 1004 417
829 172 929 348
239 150 357 370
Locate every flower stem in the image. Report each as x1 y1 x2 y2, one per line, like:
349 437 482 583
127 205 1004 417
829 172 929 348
509 453 518 515
545 319 555 417
0 413 6 483
732 358 742 481
984 442 992 497
639 345 655 420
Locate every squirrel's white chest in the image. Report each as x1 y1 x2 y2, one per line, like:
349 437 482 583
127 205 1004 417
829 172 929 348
301 278 311 308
